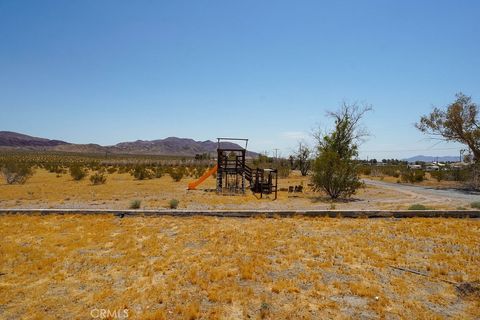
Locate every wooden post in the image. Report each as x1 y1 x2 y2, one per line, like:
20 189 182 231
275 171 278 200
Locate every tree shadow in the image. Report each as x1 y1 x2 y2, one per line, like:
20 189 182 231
309 195 362 204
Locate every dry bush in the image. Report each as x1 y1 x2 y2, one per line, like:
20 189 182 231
169 167 186 182
90 172 107 185
130 199 141 209
69 164 87 181
130 165 154 180
1 162 33 184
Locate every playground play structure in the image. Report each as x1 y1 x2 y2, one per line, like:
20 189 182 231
188 138 278 199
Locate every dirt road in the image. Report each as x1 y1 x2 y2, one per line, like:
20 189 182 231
363 178 480 202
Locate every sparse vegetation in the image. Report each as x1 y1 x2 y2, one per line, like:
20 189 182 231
69 164 87 181
0 162 33 184
293 142 311 176
401 169 425 183
273 159 291 178
0 215 478 319
169 198 179 209
154 166 164 178
89 172 107 185
408 204 429 210
131 165 154 180
130 199 141 209
106 166 117 174
169 167 185 182
470 201 480 209
0 151 474 211
193 166 206 179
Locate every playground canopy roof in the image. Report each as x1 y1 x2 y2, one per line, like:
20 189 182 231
217 138 248 151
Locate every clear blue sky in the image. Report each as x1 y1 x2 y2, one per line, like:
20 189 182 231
1 0 479 159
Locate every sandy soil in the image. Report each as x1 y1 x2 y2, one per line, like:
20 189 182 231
0 169 475 210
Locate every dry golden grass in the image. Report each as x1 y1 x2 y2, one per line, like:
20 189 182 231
0 215 479 319
0 169 470 210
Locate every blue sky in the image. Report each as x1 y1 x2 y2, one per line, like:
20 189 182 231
1 0 479 159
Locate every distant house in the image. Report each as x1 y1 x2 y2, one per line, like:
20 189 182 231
408 164 422 170
432 161 446 167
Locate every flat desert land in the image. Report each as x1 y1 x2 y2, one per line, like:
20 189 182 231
0 169 475 210
0 215 479 319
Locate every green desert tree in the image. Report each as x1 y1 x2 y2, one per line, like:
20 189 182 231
416 93 480 161
312 103 371 199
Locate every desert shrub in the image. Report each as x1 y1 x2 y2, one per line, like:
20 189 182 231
131 165 154 180
470 201 480 209
408 204 428 210
130 199 141 209
70 164 87 181
253 154 273 168
275 160 291 178
117 166 130 174
97 166 107 173
170 167 185 182
430 170 445 182
374 165 404 178
45 163 66 174
107 167 117 174
169 199 179 209
1 162 33 184
154 166 164 178
449 168 471 182
293 143 312 176
401 170 425 183
90 172 107 185
194 166 206 179
360 166 372 176
186 166 195 177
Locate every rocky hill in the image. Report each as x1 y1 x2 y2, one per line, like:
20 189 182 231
0 131 256 157
0 131 69 148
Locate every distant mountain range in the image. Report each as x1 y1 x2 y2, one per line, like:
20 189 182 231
0 131 257 157
403 155 460 163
